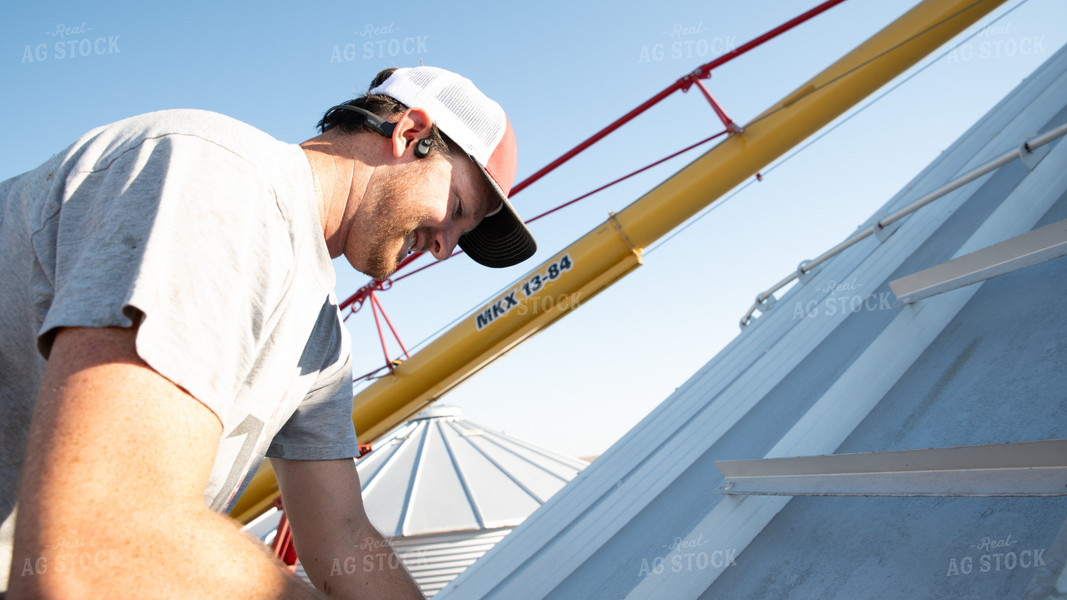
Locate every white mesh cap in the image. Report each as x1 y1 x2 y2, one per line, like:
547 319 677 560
370 66 536 268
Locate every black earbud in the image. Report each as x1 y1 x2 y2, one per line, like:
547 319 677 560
329 104 432 159
414 138 433 159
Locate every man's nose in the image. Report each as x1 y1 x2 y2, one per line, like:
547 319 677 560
429 228 459 260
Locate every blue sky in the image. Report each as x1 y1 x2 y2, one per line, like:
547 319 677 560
3 0 1065 458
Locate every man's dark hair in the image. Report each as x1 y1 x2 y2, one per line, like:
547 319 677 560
317 68 455 157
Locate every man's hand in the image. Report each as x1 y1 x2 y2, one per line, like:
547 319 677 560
273 458 424 599
8 326 324 599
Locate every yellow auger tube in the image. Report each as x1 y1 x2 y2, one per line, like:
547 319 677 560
232 0 1007 524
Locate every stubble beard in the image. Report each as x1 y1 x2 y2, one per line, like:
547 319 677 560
359 166 427 281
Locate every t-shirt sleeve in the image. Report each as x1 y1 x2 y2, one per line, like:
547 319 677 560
266 348 359 461
37 133 295 421
266 296 359 460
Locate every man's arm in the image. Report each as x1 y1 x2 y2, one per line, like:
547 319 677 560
272 457 424 599
7 326 325 599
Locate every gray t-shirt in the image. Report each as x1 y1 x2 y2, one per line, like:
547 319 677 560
0 109 360 574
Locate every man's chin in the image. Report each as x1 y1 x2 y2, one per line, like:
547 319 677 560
359 264 397 281
349 256 398 282
346 240 406 281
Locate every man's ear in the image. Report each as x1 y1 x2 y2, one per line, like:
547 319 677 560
390 108 434 159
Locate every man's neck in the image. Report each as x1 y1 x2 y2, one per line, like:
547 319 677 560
300 130 373 258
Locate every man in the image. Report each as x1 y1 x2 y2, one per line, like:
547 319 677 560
0 66 536 599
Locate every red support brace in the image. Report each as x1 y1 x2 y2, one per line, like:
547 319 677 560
370 292 410 362
692 80 742 135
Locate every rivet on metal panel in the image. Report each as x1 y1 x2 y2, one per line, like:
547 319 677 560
1019 132 1052 171
796 260 817 284
873 219 901 243
755 293 777 315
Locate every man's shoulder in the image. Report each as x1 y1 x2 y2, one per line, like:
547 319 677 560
81 109 284 163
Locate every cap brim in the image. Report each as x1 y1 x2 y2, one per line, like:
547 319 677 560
458 162 537 268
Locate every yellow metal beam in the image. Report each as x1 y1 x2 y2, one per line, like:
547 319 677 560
232 0 1008 524
353 218 643 442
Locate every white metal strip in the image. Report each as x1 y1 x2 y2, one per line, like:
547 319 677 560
890 218 1067 303
716 439 1067 497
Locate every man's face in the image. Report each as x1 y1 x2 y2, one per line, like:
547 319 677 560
345 151 496 280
